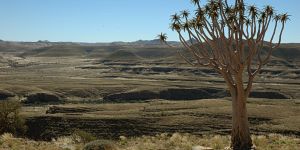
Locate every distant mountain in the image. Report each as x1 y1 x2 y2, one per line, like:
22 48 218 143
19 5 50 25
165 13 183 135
0 40 80 52
1 39 300 62
110 39 181 47
134 40 158 45
0 39 181 48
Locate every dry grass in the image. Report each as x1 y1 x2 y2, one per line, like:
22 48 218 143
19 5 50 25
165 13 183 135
0 133 84 150
118 133 299 150
118 133 230 150
1 133 298 150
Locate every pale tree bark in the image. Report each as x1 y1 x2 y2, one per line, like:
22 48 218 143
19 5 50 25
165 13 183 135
221 69 252 149
231 92 252 149
230 73 252 149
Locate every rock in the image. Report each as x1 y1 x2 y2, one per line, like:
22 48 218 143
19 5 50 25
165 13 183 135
24 92 62 104
83 140 118 150
119 136 127 141
192 145 213 150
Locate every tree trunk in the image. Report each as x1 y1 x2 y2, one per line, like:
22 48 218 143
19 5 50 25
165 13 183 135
230 86 253 150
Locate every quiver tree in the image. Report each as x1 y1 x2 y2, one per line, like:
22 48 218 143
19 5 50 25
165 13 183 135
158 0 288 149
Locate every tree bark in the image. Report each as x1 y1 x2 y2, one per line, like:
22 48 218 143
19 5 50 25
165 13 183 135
230 84 253 150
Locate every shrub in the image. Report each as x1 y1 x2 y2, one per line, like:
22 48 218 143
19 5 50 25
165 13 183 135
0 100 26 136
72 129 97 144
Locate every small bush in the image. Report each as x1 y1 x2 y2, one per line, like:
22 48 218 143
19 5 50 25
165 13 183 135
71 129 97 144
0 100 26 136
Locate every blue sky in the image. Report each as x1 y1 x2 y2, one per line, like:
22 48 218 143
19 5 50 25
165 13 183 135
0 0 299 43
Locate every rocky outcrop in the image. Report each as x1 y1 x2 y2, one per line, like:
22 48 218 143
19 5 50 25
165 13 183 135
24 92 62 104
0 90 15 100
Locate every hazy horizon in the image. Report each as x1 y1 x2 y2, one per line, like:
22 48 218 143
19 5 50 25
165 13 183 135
2 39 300 44
0 0 299 43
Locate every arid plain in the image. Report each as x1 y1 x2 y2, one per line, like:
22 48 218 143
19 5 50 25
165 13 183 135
0 41 299 141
